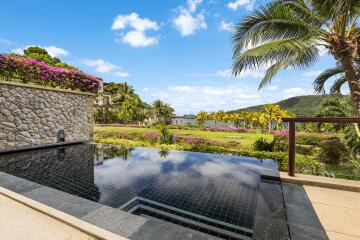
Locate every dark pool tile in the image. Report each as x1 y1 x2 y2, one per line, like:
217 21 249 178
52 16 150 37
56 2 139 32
282 183 328 240
81 206 148 237
130 216 223 240
24 186 102 218
282 183 311 204
289 224 328 240
0 172 42 194
253 182 289 240
253 217 289 240
256 182 286 220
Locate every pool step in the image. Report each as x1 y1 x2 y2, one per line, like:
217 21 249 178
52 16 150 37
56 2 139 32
120 196 252 240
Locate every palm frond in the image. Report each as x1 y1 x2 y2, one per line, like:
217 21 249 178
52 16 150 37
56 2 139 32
313 67 343 93
232 3 324 54
330 76 348 94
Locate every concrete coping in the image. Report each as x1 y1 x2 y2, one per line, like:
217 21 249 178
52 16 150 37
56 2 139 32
280 172 360 193
0 80 96 96
0 186 128 240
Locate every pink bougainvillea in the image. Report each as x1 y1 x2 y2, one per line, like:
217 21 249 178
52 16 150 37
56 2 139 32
0 54 101 93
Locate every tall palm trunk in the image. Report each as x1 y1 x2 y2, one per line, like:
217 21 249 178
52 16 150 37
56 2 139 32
338 54 360 116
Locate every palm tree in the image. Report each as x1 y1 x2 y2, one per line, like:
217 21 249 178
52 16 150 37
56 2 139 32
317 96 360 155
152 99 174 123
196 111 208 125
232 0 360 114
263 104 281 132
314 58 360 95
111 83 136 124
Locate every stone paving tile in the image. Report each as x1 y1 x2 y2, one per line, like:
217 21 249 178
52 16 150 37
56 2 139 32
0 172 43 194
327 231 360 240
24 186 103 218
305 186 360 210
311 203 360 238
81 206 148 238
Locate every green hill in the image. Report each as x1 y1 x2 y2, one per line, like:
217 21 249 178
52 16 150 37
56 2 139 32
229 95 329 116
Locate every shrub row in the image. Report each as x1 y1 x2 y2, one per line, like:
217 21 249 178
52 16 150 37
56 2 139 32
0 54 101 93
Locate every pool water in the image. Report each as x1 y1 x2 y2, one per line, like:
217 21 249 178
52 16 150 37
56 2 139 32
0 144 279 239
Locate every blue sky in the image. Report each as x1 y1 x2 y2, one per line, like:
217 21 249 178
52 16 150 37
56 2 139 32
0 0 338 115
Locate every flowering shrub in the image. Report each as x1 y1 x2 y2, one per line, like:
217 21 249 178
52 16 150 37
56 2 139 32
273 131 341 146
143 133 159 144
203 127 250 133
318 138 348 164
144 133 159 139
0 54 101 93
185 137 205 144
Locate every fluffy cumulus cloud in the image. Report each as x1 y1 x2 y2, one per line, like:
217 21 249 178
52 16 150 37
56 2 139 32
146 83 312 114
227 0 255 11
173 0 207 36
216 68 264 78
149 83 288 114
80 58 130 77
302 70 323 78
282 87 312 98
111 12 160 47
219 21 234 32
12 45 69 58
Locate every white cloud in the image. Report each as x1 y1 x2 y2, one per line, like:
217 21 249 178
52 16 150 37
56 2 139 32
44 46 69 57
12 45 69 58
113 71 130 77
148 83 314 114
217 68 264 78
122 30 158 47
227 0 255 11
0 37 14 45
219 21 234 32
150 84 280 114
302 70 323 78
266 85 279 91
282 87 312 98
111 12 160 47
173 0 207 36
80 59 117 73
80 58 130 77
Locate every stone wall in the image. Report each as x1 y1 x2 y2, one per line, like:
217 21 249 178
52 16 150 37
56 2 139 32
0 81 95 150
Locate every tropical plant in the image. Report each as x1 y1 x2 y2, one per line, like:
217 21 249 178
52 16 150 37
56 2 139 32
317 96 360 156
196 111 208 125
152 99 174 124
232 0 360 114
22 46 76 70
314 58 360 95
0 54 101 93
159 123 173 144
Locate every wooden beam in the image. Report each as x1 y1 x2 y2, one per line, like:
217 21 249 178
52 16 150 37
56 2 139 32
282 117 360 123
288 122 296 177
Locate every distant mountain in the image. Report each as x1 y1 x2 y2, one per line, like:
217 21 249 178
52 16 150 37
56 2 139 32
229 95 330 116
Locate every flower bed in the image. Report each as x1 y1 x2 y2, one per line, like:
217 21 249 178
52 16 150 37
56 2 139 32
203 127 250 133
0 54 101 93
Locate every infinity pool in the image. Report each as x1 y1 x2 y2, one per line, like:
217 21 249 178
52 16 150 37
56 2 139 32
0 143 279 239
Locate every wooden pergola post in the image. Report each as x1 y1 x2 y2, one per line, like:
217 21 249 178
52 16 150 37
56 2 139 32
288 122 295 176
282 117 360 177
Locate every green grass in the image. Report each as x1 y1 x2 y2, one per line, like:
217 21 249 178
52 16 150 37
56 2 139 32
93 125 360 180
94 126 272 148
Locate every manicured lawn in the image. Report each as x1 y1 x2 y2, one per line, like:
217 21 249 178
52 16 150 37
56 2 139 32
94 126 273 148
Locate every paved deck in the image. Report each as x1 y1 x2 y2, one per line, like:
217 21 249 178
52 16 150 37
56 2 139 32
0 193 97 240
281 172 360 240
304 186 360 240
